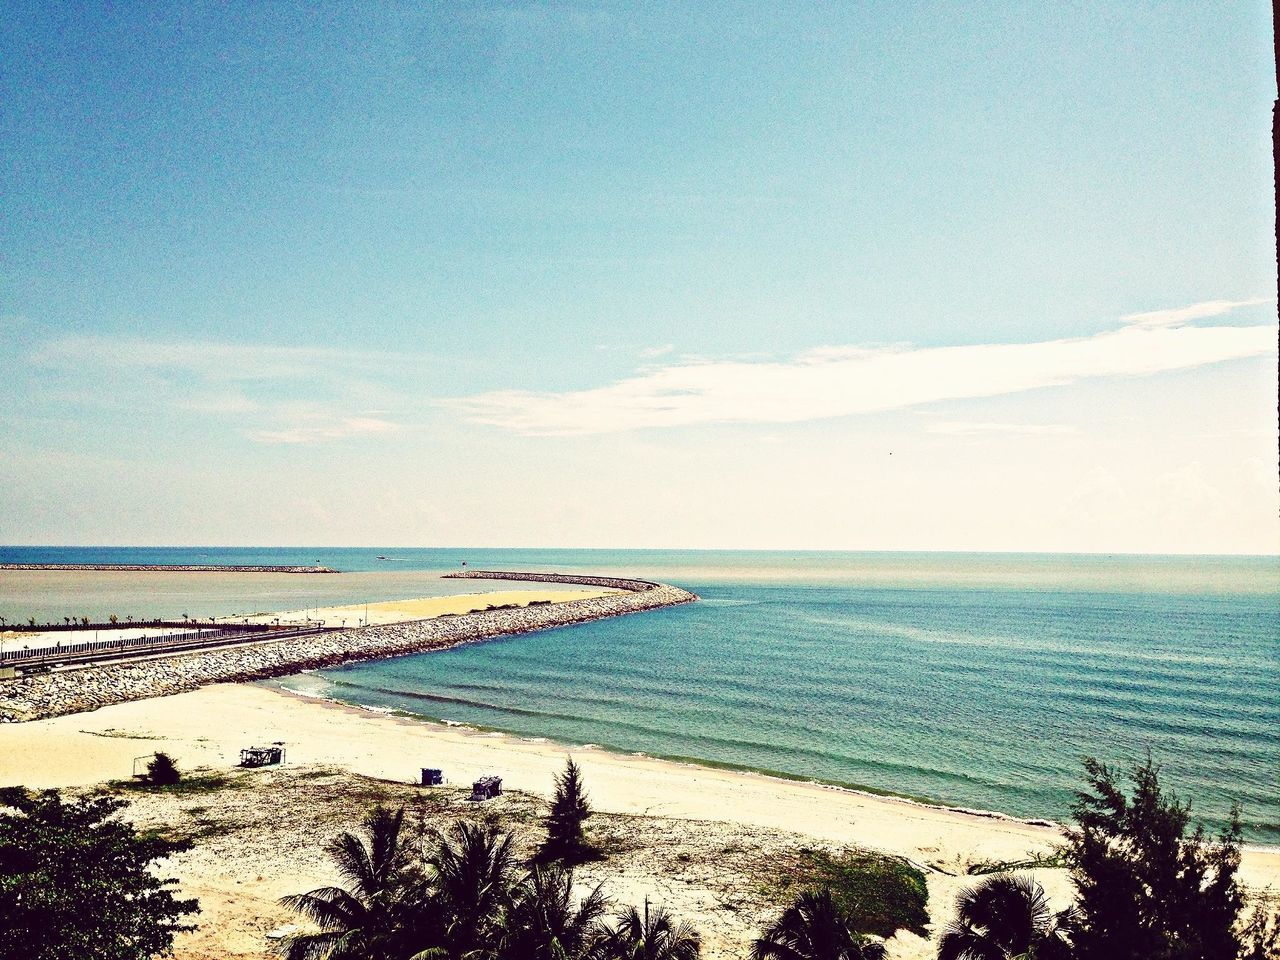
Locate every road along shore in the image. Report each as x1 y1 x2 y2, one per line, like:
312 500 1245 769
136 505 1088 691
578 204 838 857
0 577 696 722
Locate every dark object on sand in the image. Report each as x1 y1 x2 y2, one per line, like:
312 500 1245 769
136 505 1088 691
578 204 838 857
239 742 286 768
421 768 444 786
470 775 502 800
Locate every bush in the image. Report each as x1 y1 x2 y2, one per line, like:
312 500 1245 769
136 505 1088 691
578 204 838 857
0 787 198 960
146 752 181 786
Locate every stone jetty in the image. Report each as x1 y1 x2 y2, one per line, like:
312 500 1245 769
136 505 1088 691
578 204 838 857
0 577 696 722
0 563 338 573
444 570 662 590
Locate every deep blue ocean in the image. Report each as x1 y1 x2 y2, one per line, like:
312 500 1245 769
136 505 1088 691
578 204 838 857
3 546 1277 841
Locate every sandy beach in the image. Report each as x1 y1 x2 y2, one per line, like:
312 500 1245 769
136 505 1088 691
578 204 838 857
2 682 1276 959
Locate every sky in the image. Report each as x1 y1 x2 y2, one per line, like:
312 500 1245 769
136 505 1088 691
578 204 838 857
1 1 1277 553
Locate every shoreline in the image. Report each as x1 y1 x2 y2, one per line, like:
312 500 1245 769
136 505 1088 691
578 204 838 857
266 683 1280 855
267 682 1062 834
2 682 1275 894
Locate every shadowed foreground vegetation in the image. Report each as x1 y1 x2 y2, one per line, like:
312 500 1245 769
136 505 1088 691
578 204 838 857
1 756 1277 959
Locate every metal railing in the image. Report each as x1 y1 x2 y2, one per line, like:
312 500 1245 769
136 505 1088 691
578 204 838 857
0 624 341 671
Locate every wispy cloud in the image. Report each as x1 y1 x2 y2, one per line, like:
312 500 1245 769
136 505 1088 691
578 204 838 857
927 421 1080 437
454 300 1276 436
245 417 400 445
640 343 675 358
30 336 417 381
1118 297 1273 329
21 334 427 445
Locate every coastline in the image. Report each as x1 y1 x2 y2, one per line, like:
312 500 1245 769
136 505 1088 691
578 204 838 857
268 683 1280 858
4 682 1274 877
0 580 696 721
0 680 1275 960
3 682 1275 960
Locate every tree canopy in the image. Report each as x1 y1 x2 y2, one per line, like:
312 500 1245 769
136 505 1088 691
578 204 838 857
1063 755 1244 960
0 787 199 960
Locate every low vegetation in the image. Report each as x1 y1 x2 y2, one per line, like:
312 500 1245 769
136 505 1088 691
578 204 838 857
0 787 198 960
772 847 929 940
3 756 1277 960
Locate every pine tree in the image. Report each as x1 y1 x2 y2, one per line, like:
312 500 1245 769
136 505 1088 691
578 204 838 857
1064 754 1244 960
540 757 594 864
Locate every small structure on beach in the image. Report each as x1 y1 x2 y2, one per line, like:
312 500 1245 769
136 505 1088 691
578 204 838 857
470 775 502 801
420 767 444 786
239 742 286 768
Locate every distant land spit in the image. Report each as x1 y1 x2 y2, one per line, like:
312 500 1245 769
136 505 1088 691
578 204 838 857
0 563 338 574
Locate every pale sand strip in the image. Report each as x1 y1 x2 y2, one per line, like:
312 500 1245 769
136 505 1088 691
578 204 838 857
1 682 1274 894
232 588 617 627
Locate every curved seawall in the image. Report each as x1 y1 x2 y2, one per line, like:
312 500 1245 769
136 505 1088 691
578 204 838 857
0 577 696 722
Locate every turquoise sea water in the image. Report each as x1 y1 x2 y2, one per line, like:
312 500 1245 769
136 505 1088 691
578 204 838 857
3 547 1277 840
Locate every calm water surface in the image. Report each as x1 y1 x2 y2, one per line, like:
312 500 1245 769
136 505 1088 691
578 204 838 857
3 547 1276 840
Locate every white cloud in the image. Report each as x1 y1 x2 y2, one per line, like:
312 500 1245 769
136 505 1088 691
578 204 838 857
454 301 1276 436
927 421 1079 436
640 344 675 358
1118 297 1273 329
30 336 418 381
245 417 400 445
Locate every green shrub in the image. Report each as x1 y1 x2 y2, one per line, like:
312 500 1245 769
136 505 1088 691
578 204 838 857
146 753 181 787
0 787 198 959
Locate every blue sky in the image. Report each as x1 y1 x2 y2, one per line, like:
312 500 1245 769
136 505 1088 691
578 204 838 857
2 2 1276 551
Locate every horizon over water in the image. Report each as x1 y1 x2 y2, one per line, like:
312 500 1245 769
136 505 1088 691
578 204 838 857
2 546 1277 842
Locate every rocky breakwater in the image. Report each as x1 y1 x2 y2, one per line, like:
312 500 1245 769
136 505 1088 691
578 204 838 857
443 570 662 590
0 578 697 722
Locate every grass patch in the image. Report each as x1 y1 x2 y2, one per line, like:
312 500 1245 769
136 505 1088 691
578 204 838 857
107 770 241 795
966 852 1066 875
82 728 162 741
770 847 930 939
293 767 343 781
141 813 236 847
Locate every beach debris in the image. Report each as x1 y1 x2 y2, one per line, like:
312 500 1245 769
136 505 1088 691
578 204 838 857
239 742 286 768
469 775 502 801
265 924 301 941
420 767 444 786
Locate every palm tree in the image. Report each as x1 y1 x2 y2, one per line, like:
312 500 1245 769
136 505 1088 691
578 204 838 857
415 820 521 959
752 889 885 960
600 900 701 960
936 874 1073 960
498 864 610 960
277 805 413 960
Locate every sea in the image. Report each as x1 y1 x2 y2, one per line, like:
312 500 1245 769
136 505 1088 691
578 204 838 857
2 546 1277 842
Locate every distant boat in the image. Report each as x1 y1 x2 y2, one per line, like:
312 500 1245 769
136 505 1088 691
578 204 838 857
376 556 388 561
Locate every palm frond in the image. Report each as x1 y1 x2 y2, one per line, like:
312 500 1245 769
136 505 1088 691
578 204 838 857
279 887 365 931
